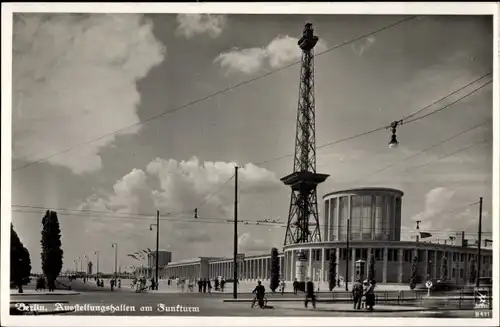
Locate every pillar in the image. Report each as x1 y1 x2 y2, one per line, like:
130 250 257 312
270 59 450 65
433 251 439 280
321 248 325 282
290 251 295 281
398 248 404 283
308 248 313 279
424 249 429 280
335 248 340 282
351 248 356 283
382 247 388 283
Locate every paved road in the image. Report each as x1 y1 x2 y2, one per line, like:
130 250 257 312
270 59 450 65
10 280 481 317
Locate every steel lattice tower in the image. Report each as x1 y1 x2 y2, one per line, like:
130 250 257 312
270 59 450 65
281 23 329 245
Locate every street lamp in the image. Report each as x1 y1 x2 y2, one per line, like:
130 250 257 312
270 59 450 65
387 120 403 148
74 259 78 273
345 218 351 291
111 243 118 281
94 251 100 277
149 210 160 290
85 255 88 276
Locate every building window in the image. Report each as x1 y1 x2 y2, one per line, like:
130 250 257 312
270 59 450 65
325 200 330 241
330 198 337 241
452 268 456 278
338 197 348 241
460 253 464 262
341 248 347 260
350 196 362 241
387 249 393 261
459 269 464 278
404 250 412 262
325 249 330 260
362 195 372 239
355 249 361 260
374 196 383 240
362 248 368 260
394 197 402 241
452 253 457 262
375 249 382 261
384 196 393 240
418 250 425 262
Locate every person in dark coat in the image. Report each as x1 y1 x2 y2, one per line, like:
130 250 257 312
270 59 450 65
304 279 316 308
202 279 207 293
214 278 219 291
293 278 298 295
363 280 376 311
352 279 364 310
220 278 226 292
198 279 203 293
207 280 212 294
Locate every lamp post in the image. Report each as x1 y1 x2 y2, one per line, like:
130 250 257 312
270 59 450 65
233 166 239 299
111 243 118 281
475 197 483 287
345 218 350 291
149 210 160 290
94 251 100 277
74 259 77 273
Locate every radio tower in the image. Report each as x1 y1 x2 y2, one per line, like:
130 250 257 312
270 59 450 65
281 23 329 245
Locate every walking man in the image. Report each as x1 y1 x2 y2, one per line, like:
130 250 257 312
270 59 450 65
352 279 363 310
304 278 316 308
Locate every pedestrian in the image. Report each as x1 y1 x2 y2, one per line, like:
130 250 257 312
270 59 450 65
207 280 212 294
304 279 316 308
352 279 363 310
363 280 376 311
214 278 219 291
202 278 207 293
279 279 286 295
293 278 298 295
197 279 202 292
220 278 226 293
110 279 115 291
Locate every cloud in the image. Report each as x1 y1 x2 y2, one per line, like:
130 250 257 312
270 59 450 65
12 13 166 174
77 157 279 261
352 35 376 56
411 187 456 223
238 232 269 253
176 14 226 39
214 35 328 75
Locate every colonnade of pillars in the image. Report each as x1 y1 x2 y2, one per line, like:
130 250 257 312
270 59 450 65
164 263 201 279
208 256 285 280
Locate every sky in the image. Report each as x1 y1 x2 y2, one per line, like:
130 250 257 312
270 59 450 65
9 13 494 274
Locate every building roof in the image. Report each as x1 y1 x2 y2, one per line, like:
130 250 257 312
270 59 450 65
323 187 404 198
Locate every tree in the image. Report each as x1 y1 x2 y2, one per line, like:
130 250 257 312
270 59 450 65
440 256 448 281
328 251 337 291
11 224 32 293
270 248 280 292
468 258 476 284
409 255 418 290
367 252 376 282
41 210 64 291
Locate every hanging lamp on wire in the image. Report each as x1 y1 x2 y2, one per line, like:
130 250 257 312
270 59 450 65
387 120 403 148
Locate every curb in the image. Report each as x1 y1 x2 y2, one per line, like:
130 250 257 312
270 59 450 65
10 292 80 296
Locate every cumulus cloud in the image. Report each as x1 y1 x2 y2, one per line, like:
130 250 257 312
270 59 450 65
352 35 376 56
78 157 280 260
12 13 166 174
176 14 226 39
411 187 456 223
214 35 328 75
238 232 269 253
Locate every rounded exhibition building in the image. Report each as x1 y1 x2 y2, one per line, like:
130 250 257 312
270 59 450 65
138 187 493 286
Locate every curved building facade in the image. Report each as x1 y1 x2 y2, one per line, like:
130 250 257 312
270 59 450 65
323 188 403 242
140 187 492 287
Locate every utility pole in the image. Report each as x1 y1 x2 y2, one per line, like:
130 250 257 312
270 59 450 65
345 218 350 291
94 251 100 276
156 210 160 290
416 220 421 243
475 197 483 287
233 166 239 299
112 243 118 281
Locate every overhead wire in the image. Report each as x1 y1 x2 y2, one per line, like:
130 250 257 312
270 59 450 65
12 16 418 173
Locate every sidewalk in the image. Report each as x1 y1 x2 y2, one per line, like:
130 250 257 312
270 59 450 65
274 302 429 313
10 290 80 296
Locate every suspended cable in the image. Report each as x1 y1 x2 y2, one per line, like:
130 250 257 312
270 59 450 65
12 16 418 173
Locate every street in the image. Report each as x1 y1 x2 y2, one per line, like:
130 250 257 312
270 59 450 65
9 280 481 317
